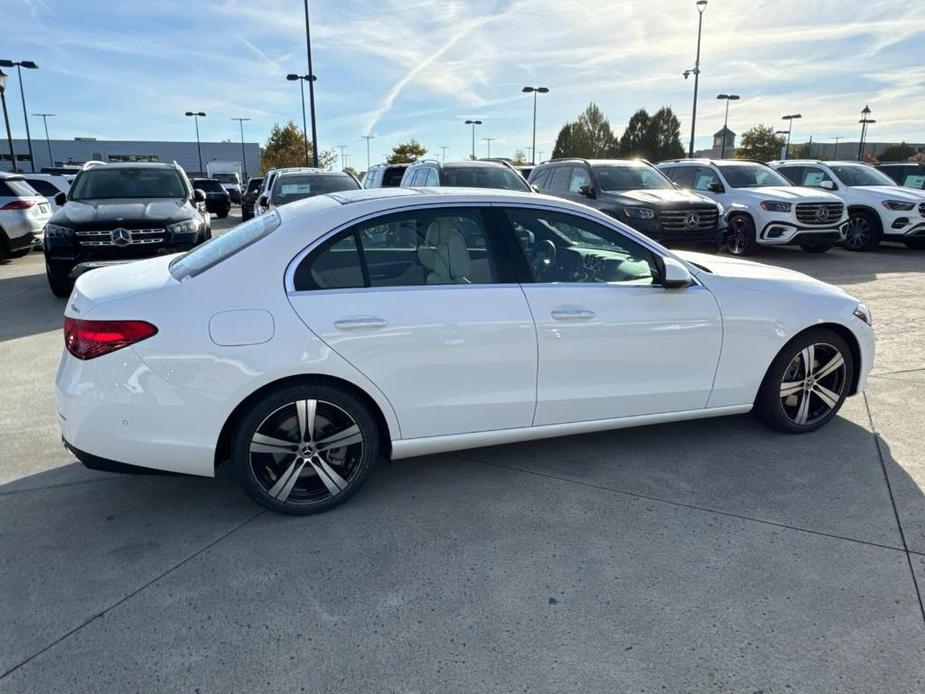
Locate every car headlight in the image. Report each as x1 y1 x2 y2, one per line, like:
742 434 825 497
760 201 792 212
167 219 202 235
881 200 915 211
44 223 73 238
853 303 872 325
624 206 655 220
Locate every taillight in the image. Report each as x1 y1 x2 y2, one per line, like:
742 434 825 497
64 318 158 360
1 199 36 210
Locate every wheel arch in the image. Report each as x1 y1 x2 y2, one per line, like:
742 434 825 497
846 204 883 233
214 373 395 470
762 322 863 398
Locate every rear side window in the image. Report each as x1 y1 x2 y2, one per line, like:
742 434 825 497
548 167 572 192
665 167 696 188
0 178 38 197
170 211 281 280
530 168 552 189
423 168 439 186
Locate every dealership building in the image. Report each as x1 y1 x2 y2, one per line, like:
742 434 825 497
1 138 261 178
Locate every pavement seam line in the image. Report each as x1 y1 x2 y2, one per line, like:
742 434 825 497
454 453 908 555
0 476 125 497
0 508 266 682
862 392 925 626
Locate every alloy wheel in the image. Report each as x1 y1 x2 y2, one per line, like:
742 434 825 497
248 399 364 506
778 342 847 426
726 218 749 254
844 216 871 250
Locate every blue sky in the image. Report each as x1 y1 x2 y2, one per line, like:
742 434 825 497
4 0 925 168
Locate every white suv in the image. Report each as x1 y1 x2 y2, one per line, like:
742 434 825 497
771 160 925 251
658 159 848 255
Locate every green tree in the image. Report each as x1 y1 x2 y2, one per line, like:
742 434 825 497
646 106 685 161
511 149 529 166
551 122 582 158
343 166 361 180
260 121 336 172
618 109 651 157
387 139 427 164
880 142 916 161
737 125 786 162
576 103 619 158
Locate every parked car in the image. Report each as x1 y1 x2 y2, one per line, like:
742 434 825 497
771 160 925 251
400 160 532 191
875 162 925 191
0 172 51 260
22 173 71 212
254 168 280 217
206 161 244 203
191 178 232 218
515 165 534 180
256 169 361 212
241 176 264 221
362 163 409 189
659 159 847 255
43 162 211 297
56 188 873 515
532 158 726 247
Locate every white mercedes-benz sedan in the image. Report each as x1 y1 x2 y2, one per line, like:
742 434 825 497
56 188 875 515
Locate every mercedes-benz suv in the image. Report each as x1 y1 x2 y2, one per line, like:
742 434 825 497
43 163 211 297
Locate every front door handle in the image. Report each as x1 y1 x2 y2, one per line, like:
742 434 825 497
551 307 596 321
334 316 388 330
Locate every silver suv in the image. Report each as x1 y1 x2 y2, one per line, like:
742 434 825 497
0 172 51 260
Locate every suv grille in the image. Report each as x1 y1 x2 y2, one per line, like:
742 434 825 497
795 202 843 225
75 228 167 247
659 208 719 233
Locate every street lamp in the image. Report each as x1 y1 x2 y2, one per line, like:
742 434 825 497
0 70 16 172
832 135 843 160
361 134 374 170
231 117 251 179
184 111 206 174
781 113 801 159
522 86 549 165
465 119 482 159
0 60 39 172
857 105 876 161
684 1 708 158
715 94 739 159
482 137 496 158
338 144 348 170
33 112 54 166
439 145 448 163
302 0 319 168
287 74 317 167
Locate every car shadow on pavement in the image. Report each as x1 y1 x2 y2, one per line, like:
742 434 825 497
753 244 925 286
0 270 66 342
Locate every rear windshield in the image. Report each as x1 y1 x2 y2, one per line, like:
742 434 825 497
246 178 264 192
169 210 281 280
212 173 238 184
441 166 531 191
193 179 226 192
0 178 39 197
382 167 406 187
271 174 359 205
70 168 186 200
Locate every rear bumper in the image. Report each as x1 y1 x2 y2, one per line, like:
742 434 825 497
63 439 184 476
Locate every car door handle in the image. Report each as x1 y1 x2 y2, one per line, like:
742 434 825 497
334 316 388 330
550 307 596 321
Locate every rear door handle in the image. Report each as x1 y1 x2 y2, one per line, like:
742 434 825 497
334 316 388 330
551 307 596 321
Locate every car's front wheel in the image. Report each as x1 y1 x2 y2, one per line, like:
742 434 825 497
46 263 72 298
754 328 855 433
232 382 380 515
725 214 759 256
843 211 881 252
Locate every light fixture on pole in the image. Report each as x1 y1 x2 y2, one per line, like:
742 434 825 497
302 0 319 168
231 117 251 179
465 119 482 159
715 93 739 159
184 111 206 174
482 137 496 158
361 134 374 170
287 74 316 167
0 60 39 172
781 113 801 159
0 70 16 173
683 1 708 158
33 112 55 166
521 86 549 165
857 105 875 161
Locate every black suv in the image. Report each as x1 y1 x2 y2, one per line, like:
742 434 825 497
241 176 264 220
400 160 532 191
191 177 232 218
362 164 409 189
43 163 211 297
528 159 726 246
876 162 925 191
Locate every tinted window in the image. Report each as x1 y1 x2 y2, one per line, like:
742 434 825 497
593 164 673 191
271 174 359 205
530 168 552 189
170 211 281 280
788 166 837 188
246 178 264 193
665 167 696 188
776 166 804 185
382 167 406 187
691 167 724 192
548 166 572 192
24 178 61 196
295 234 365 290
568 167 591 193
715 164 790 188
440 166 531 191
505 208 657 284
70 168 186 200
192 179 226 192
830 164 896 187
0 179 37 197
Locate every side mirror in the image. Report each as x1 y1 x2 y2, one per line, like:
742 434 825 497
258 194 269 208
54 192 67 206
660 256 693 289
578 184 596 199
820 180 836 190
707 182 724 193
193 189 206 203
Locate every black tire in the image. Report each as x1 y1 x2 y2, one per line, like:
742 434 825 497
725 214 760 256
843 210 881 252
218 210 229 219
754 327 855 434
232 382 380 515
46 263 73 298
7 247 31 258
799 241 835 253
904 237 925 250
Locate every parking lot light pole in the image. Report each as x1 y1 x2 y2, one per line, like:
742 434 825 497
715 93 739 159
362 135 374 170
0 60 39 172
521 86 549 165
338 144 348 170
832 136 843 160
439 145 448 163
685 1 707 158
781 113 801 159
184 112 206 175
857 105 875 161
0 70 16 173
231 117 251 179
482 137 496 158
302 0 319 168
287 74 316 166
33 112 54 166
465 120 482 159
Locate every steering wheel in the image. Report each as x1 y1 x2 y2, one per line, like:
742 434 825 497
531 240 557 281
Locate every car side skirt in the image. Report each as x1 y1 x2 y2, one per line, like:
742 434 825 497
390 404 753 460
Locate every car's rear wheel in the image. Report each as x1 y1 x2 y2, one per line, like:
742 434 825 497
46 263 72 298
725 214 759 256
843 211 880 252
754 328 854 433
799 241 835 253
232 382 379 515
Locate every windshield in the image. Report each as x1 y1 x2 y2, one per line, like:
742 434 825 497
441 166 531 191
212 173 238 184
593 164 673 191
716 163 790 188
193 179 226 192
271 174 360 205
831 164 895 187
70 168 186 200
246 178 264 192
170 210 281 279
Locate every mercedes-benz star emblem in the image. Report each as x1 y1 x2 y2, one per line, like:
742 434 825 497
815 206 827 220
110 228 132 247
684 211 700 229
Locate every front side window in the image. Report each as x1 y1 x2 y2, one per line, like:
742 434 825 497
271 174 359 205
665 166 696 188
530 168 552 190
69 167 187 200
829 164 896 187
791 166 836 188
692 167 724 192
504 207 657 285
593 164 673 191
568 167 591 193
715 163 790 188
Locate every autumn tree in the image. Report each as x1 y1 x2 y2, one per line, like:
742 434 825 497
737 125 786 162
387 139 427 164
880 142 916 161
260 121 336 172
511 149 529 166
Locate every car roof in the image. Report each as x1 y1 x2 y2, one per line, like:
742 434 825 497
277 169 352 177
0 171 25 180
877 161 925 166
84 162 176 169
539 158 651 166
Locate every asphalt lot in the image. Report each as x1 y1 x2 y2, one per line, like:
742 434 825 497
2 210 925 692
